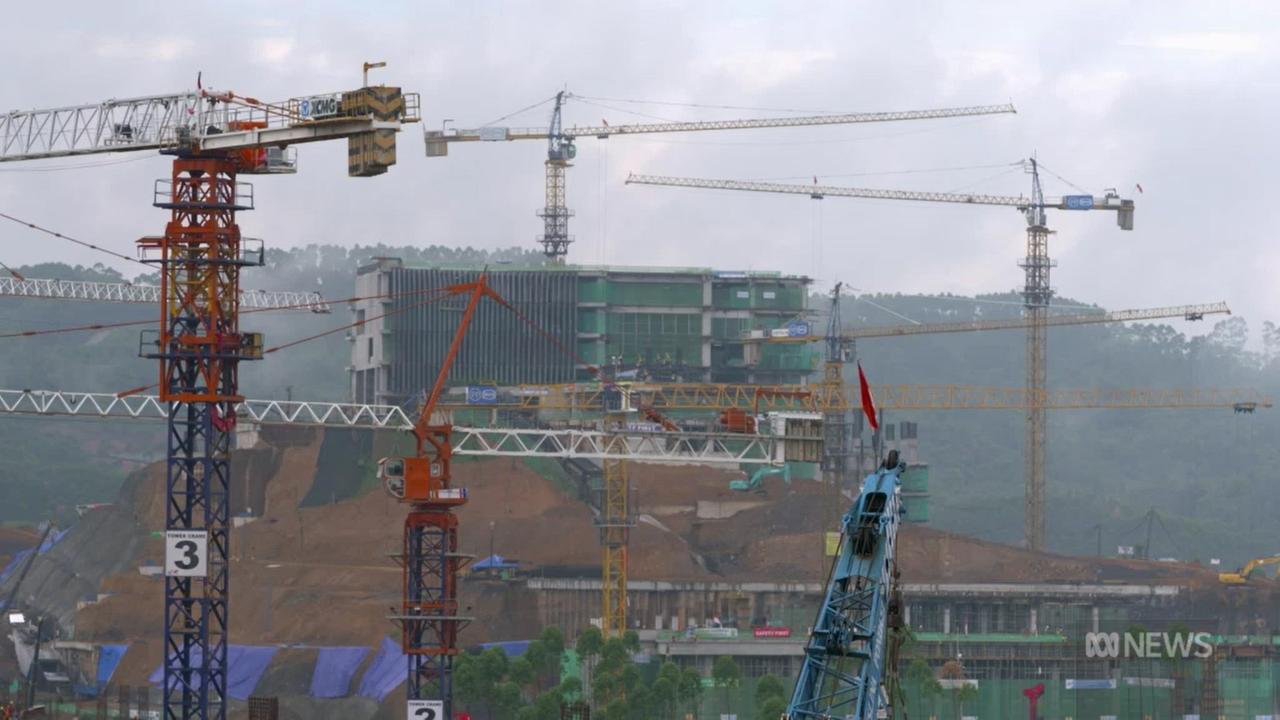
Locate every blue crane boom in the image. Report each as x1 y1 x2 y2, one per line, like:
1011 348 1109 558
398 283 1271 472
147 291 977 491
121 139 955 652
786 452 905 720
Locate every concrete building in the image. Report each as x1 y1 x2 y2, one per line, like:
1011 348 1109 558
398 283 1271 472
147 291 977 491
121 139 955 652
348 258 813 404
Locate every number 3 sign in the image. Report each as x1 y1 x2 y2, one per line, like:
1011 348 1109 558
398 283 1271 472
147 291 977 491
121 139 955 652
165 530 208 577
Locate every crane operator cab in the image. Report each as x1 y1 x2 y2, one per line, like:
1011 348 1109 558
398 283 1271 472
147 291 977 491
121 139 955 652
377 456 468 506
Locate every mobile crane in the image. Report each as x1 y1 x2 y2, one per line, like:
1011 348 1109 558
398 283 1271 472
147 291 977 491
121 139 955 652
786 449 906 719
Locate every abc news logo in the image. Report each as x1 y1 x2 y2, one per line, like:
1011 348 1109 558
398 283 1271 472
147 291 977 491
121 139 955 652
1084 632 1214 659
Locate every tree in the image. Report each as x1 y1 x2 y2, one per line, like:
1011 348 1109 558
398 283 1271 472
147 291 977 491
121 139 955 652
577 626 603 705
622 629 641 654
758 696 786 720
906 657 942 714
955 683 978 719
712 656 742 716
754 674 787 709
679 667 704 719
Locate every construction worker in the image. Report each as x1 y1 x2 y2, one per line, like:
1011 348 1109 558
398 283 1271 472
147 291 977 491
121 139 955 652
2 700 14 720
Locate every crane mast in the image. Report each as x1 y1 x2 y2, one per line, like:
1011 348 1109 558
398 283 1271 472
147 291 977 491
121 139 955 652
1 70 417 720
626 167 1137 551
375 277 510 719
1020 158 1053 551
425 99 1016 261
539 91 575 260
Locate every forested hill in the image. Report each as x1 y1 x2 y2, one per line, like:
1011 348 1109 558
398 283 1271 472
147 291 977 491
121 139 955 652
0 248 1276 566
842 291 1280 565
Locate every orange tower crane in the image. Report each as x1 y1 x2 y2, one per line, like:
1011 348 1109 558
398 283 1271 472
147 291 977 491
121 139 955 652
376 277 510 718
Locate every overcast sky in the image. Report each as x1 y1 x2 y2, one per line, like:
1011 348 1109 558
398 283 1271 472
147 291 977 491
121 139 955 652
1 1 1276 337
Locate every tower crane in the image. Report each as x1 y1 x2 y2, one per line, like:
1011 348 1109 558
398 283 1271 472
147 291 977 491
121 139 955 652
626 169 1139 551
425 94 1016 262
0 68 419 720
373 275 510 719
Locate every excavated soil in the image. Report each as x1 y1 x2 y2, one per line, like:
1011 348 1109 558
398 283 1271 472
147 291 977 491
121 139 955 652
4 427 1238 714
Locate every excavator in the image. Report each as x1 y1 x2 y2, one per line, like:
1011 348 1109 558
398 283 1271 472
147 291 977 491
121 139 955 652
729 465 791 493
1219 555 1280 584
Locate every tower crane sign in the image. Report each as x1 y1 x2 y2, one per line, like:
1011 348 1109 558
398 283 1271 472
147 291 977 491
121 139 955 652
627 167 1138 551
0 67 419 720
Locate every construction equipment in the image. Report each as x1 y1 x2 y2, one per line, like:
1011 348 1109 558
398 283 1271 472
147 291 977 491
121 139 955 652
375 276 509 717
425 94 1015 261
1 384 1270 425
0 68 419 720
729 464 791 492
626 167 1139 551
1218 555 1280 584
786 450 906 720
0 276 330 312
741 301 1229 343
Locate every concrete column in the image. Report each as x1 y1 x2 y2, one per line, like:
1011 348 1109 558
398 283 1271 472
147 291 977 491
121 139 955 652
903 604 911 628
1092 606 1100 634
1030 607 1038 635
943 606 951 635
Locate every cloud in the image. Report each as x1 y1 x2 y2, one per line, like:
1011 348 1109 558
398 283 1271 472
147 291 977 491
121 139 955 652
1126 31 1264 56
254 37 295 65
711 48 838 93
93 36 188 62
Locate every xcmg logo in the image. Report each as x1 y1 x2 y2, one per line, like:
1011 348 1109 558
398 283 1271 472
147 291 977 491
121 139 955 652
1084 632 1214 659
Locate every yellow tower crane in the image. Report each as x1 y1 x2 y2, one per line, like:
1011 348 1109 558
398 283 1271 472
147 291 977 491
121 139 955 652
624 171 1183 552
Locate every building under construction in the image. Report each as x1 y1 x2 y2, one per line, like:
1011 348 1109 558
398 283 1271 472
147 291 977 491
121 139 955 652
349 258 813 404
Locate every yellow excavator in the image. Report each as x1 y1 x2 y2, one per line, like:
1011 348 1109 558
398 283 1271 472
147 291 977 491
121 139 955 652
1219 555 1280 584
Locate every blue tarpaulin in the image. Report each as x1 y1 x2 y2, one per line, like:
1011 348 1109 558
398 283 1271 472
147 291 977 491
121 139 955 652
0 549 33 585
228 646 278 701
96 644 129 690
309 646 369 698
478 640 531 657
0 527 70 584
472 554 519 571
148 645 278 701
356 637 406 702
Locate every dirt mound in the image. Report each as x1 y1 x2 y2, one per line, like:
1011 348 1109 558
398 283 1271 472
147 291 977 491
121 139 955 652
897 525 1220 585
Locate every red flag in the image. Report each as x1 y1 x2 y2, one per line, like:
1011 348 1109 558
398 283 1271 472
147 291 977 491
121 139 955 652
858 362 878 431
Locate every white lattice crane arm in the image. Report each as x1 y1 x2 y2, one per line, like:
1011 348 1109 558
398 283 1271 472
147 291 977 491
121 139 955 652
625 173 1136 229
0 277 330 312
0 382 1267 431
843 302 1230 339
1 90 420 162
427 104 1016 146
